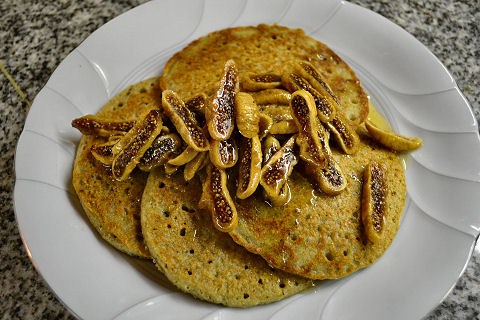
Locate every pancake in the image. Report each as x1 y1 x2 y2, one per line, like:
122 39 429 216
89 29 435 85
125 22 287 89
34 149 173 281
159 23 405 280
72 78 162 258
160 24 368 128
72 23 407 306
229 133 406 280
141 169 315 307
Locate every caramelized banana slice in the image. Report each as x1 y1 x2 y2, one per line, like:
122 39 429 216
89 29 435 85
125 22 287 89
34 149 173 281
282 73 335 123
251 89 292 105
326 113 360 154
258 113 273 140
184 151 209 181
260 135 298 206
262 135 281 164
294 61 340 107
167 146 199 166
209 138 238 169
234 92 260 138
237 136 262 199
185 93 207 127
199 164 238 232
90 137 121 165
137 133 182 171
362 161 387 243
240 72 282 91
269 119 298 134
111 109 163 181
290 90 328 167
206 60 239 140
72 115 135 137
365 120 423 151
162 90 210 152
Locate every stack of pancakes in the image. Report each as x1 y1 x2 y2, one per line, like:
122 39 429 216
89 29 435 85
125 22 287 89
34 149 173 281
72 25 406 307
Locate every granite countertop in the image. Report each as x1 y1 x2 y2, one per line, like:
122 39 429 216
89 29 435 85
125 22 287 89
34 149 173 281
1 0 478 319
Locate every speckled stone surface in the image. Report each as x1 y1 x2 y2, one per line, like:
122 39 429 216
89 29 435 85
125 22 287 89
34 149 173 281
0 0 478 319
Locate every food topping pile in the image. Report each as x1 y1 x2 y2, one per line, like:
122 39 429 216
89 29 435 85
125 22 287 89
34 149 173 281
72 59 422 239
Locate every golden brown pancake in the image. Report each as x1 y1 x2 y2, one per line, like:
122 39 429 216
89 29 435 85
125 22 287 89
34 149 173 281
72 78 162 258
159 23 405 280
71 23 407 307
159 24 406 280
229 133 406 280
141 169 315 307
160 24 368 128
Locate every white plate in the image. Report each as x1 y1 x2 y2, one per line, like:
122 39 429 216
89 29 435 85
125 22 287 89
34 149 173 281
14 0 480 319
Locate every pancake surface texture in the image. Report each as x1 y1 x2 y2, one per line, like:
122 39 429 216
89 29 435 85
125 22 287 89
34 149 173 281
160 24 406 280
160 24 368 128
72 23 408 306
229 134 406 280
72 78 162 258
141 169 315 307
